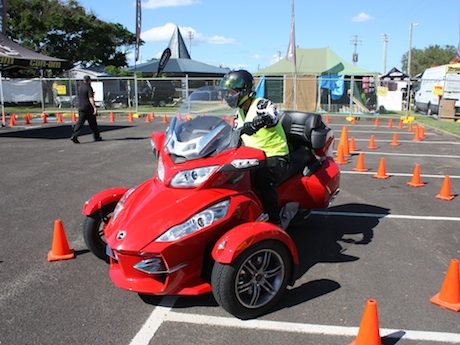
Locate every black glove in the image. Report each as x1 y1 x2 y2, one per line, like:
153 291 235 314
241 122 258 136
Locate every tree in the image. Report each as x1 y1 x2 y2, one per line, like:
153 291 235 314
401 44 457 76
6 0 140 71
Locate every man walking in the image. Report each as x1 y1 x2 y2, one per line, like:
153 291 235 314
70 75 102 143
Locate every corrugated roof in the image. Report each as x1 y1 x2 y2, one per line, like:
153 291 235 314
131 58 229 77
130 25 229 76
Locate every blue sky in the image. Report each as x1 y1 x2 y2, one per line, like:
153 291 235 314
77 0 460 75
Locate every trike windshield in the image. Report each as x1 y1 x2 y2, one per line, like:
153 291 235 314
164 86 240 161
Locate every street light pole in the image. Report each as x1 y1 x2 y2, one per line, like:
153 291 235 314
406 22 419 117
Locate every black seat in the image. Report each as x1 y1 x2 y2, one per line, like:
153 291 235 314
279 111 330 183
281 111 324 150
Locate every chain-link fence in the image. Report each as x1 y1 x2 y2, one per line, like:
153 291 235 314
2 74 459 118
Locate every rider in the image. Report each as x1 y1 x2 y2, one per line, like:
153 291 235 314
220 70 289 226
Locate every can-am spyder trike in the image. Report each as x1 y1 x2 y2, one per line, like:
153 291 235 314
82 86 340 319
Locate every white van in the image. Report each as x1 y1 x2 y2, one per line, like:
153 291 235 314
414 63 460 115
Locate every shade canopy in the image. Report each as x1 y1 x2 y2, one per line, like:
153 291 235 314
0 33 70 71
254 47 377 77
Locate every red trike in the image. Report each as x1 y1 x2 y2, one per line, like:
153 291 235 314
82 86 340 319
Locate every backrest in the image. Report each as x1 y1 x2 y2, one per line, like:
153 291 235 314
281 111 324 149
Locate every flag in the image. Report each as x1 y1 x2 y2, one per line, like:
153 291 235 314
0 0 6 34
135 0 142 62
457 15 460 60
286 0 296 68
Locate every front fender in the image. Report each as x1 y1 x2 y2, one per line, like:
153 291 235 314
211 222 299 265
82 187 129 215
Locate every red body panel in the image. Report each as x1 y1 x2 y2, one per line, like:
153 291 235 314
211 221 299 265
278 157 340 209
82 187 129 215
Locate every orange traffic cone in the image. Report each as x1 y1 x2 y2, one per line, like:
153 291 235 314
42 112 48 124
413 125 421 141
151 111 155 119
374 118 380 127
387 118 393 128
353 153 368 172
72 112 77 123
348 299 382 345
145 113 151 123
408 121 414 132
128 112 134 122
57 112 63 123
373 158 390 179
25 112 31 124
110 111 115 122
430 259 460 312
419 125 426 139
351 116 357 125
9 114 15 126
339 126 350 156
398 119 403 130
436 175 455 200
47 220 75 262
367 134 378 149
349 136 358 152
335 144 348 165
390 132 400 146
325 114 330 123
162 114 168 123
407 164 425 187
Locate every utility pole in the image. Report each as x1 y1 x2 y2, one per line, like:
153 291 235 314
406 23 419 117
277 51 282 61
350 35 361 66
188 30 194 58
381 34 389 75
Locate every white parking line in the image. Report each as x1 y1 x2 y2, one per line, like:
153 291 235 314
338 150 460 160
131 305 460 343
340 170 460 179
130 211 460 344
166 312 460 343
129 296 178 345
311 210 460 222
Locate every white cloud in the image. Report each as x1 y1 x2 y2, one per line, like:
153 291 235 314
352 12 374 22
142 23 177 42
206 35 237 45
142 0 201 9
141 23 237 46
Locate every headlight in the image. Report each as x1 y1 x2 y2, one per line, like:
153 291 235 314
155 199 230 242
170 165 219 188
157 156 165 182
111 187 135 224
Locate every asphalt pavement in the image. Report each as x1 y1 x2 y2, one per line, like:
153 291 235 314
1 114 459 345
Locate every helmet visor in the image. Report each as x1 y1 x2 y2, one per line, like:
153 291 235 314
219 75 247 90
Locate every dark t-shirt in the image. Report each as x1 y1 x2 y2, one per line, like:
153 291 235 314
78 82 94 111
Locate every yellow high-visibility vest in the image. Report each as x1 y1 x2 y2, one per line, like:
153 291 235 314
238 98 289 157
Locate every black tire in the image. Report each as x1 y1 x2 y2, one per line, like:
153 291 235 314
427 103 432 116
82 202 117 262
211 240 293 319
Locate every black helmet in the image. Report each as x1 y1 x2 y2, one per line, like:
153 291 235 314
220 70 255 108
